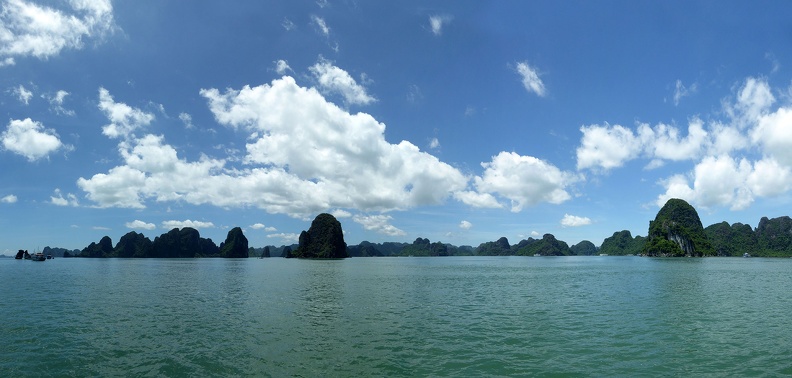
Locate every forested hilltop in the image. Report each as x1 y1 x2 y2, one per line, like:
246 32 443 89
49 199 792 258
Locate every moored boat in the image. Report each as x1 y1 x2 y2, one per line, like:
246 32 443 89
30 252 46 261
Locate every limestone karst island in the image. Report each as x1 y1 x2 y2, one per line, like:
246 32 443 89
28 201 792 259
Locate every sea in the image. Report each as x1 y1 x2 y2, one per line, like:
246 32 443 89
2 256 791 377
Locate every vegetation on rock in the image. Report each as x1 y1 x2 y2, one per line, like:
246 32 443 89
570 240 598 256
291 213 348 258
642 198 715 257
515 234 571 256
600 231 645 256
220 227 249 258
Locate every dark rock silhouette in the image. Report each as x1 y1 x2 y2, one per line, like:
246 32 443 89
291 213 348 258
220 227 249 258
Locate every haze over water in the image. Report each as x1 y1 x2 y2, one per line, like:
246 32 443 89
2 256 791 376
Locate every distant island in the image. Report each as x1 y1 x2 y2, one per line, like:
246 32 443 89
37 199 792 259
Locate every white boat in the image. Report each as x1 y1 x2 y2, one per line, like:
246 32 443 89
30 252 46 261
743 253 751 258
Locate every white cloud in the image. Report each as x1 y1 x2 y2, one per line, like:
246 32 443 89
309 58 376 105
429 15 452 36
577 124 642 170
515 62 546 97
0 0 115 64
729 77 774 129
250 223 279 232
577 120 708 171
673 79 698 106
1 194 18 204
13 84 33 104
126 220 156 230
311 15 330 36
353 214 406 236
459 220 472 230
644 121 707 162
267 232 299 243
429 137 440 149
331 209 352 218
197 75 466 215
98 88 155 139
161 220 215 230
560 214 591 227
281 17 295 31
752 107 792 166
178 112 193 129
50 188 78 206
453 190 503 209
45 89 74 115
655 155 792 211
1 118 64 161
471 151 579 212
274 59 292 75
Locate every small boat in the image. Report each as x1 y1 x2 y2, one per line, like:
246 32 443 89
743 253 751 258
30 252 46 261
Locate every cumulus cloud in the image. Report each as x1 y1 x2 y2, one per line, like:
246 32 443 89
453 190 503 209
577 76 792 212
50 188 78 206
309 58 376 105
162 220 215 229
0 0 116 65
267 232 299 243
429 137 440 149
274 59 292 75
560 214 591 227
429 15 452 36
459 220 472 230
1 118 65 161
468 152 579 212
2 194 18 203
13 84 33 104
515 62 546 97
353 214 406 236
251 223 278 232
577 120 709 171
126 220 156 230
577 124 642 170
198 75 466 215
98 88 155 139
80 74 469 219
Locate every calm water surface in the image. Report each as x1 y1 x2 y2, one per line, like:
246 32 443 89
2 256 791 377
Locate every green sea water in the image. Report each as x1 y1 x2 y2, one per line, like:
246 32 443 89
2 256 791 377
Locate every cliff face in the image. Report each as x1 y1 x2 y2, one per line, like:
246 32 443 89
642 198 715 257
220 227 249 258
291 213 348 258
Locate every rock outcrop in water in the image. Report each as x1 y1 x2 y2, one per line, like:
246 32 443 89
642 198 715 257
570 240 598 256
291 213 348 258
516 234 571 256
220 227 249 258
81 236 113 258
599 230 645 256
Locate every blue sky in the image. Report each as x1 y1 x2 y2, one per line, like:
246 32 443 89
2 0 792 254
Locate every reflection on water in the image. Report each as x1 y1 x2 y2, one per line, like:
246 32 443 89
2 256 792 376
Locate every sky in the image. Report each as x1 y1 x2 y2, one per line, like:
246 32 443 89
1 0 792 254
